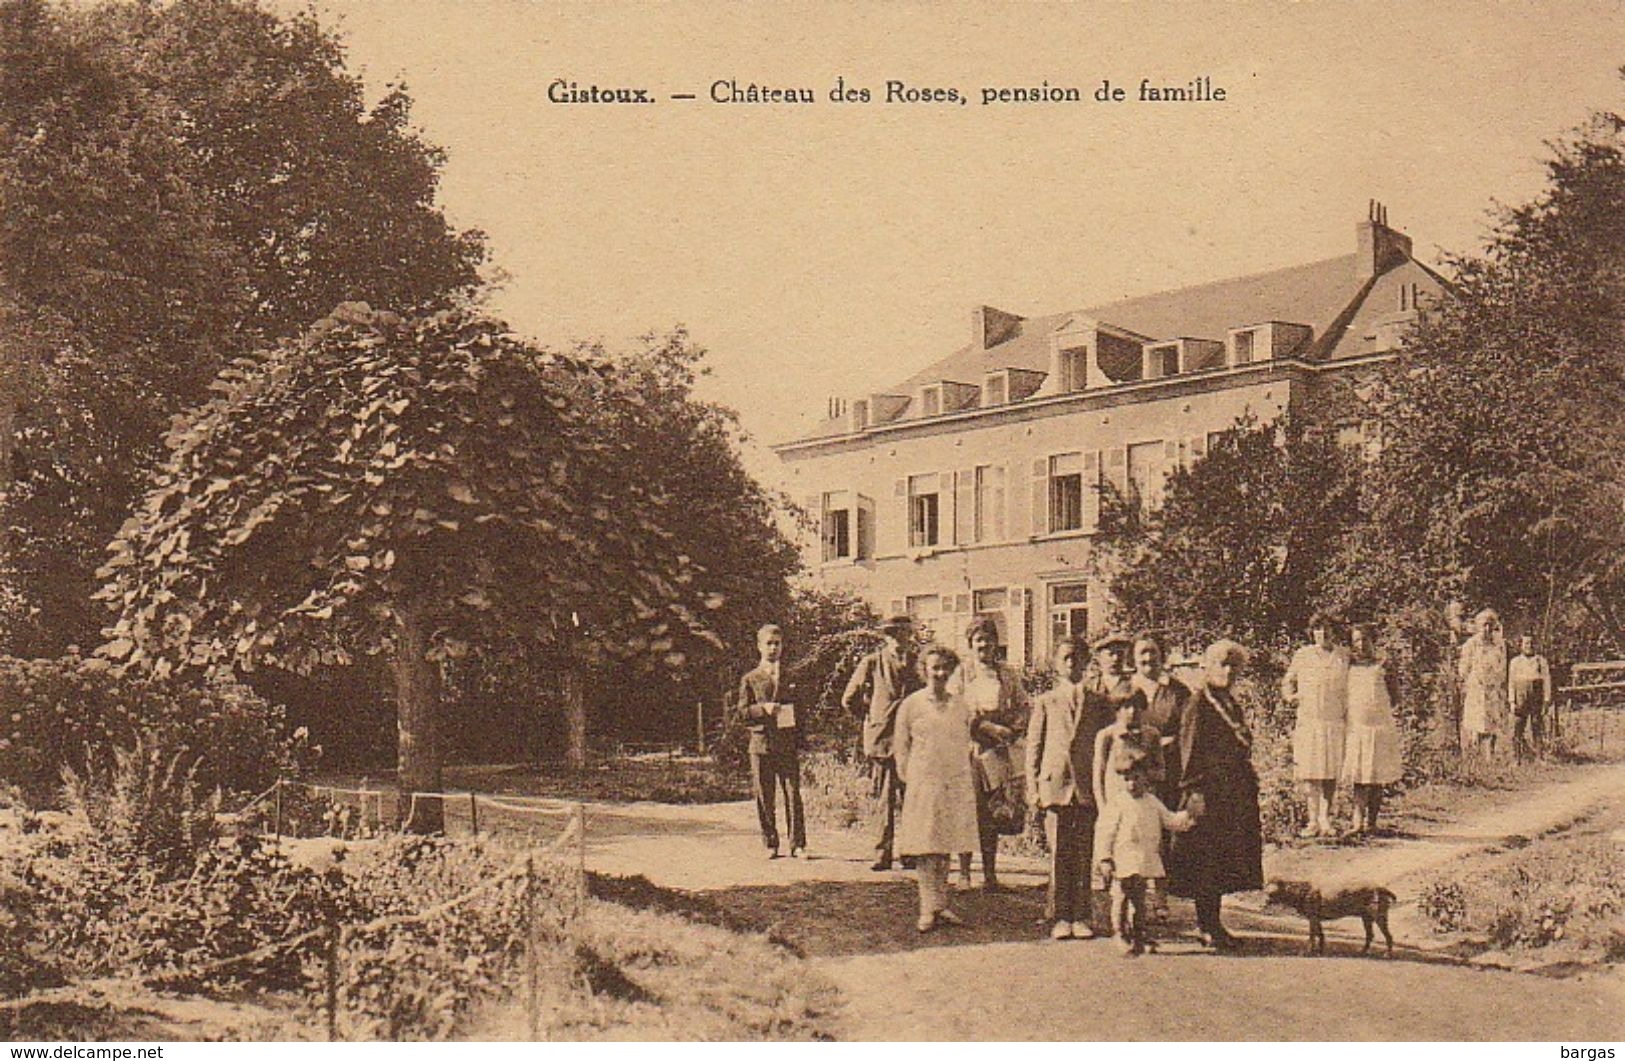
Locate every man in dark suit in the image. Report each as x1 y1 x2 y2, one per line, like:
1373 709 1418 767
1026 631 1131 940
841 615 920 870
736 623 806 858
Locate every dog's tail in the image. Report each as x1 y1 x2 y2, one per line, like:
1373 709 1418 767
1375 887 1398 903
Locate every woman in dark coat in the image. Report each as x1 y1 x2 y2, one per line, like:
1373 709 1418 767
1166 639 1264 950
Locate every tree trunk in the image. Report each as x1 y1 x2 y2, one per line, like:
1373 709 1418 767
394 603 443 832
563 665 588 771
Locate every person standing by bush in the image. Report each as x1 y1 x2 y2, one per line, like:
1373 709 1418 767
1281 614 1349 838
1341 622 1403 835
1167 640 1264 951
1508 633 1552 760
735 623 806 859
953 617 1028 892
1458 609 1508 761
842 616 922 871
893 645 979 932
1026 636 1102 941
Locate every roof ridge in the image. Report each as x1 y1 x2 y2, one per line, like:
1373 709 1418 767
1083 252 1357 316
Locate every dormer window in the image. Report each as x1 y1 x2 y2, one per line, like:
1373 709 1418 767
1058 347 1088 393
984 373 1007 406
1232 329 1255 365
850 399 869 432
1146 343 1180 379
920 384 942 417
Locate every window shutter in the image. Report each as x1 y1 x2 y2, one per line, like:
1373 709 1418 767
1030 458 1048 537
1083 451 1101 531
990 464 1007 541
880 479 907 555
955 593 972 615
955 468 975 545
856 495 875 559
1107 447 1127 494
887 598 904 619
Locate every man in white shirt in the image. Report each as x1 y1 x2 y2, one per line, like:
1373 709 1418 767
1509 633 1553 760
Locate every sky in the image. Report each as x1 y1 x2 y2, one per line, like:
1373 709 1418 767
288 0 1624 485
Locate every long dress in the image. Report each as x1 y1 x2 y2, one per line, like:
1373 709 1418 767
1283 644 1349 782
1342 661 1403 785
956 662 1027 833
1458 635 1508 742
893 688 980 857
1166 685 1264 899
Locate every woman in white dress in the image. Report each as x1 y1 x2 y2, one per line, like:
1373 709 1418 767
1458 608 1508 760
954 617 1028 892
895 644 981 932
1341 623 1403 834
1281 613 1349 838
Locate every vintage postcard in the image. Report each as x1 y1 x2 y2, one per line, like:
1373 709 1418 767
2 0 1622 1046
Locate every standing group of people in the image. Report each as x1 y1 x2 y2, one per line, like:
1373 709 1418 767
1281 614 1405 838
837 618 1265 954
1458 608 1554 763
732 604 1555 953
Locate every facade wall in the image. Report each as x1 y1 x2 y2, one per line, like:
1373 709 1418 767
782 364 1302 667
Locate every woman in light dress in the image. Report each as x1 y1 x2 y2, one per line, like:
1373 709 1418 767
1281 613 1349 838
1458 608 1508 760
894 644 981 932
953 618 1028 893
1341 622 1403 834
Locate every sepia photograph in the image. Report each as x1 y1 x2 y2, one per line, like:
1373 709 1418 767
1 0 1623 1045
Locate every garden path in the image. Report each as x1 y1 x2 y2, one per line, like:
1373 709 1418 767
574 760 1625 1040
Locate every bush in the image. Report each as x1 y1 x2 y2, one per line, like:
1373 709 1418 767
0 653 315 807
61 731 223 880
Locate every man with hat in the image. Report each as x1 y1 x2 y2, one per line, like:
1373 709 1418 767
842 615 923 870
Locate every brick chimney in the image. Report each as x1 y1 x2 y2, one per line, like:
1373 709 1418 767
973 305 1023 350
1356 200 1413 281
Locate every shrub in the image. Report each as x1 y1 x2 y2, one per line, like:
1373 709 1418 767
61 732 222 880
0 654 315 807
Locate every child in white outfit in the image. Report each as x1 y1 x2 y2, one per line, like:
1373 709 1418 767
1095 742 1197 955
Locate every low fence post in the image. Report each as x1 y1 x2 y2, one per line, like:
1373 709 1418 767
574 803 587 920
525 854 540 1039
324 920 341 1041
272 777 283 848
469 791 480 837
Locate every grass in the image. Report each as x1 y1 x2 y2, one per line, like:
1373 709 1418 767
1415 791 1625 969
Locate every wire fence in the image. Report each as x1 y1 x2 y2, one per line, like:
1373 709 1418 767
220 778 591 1039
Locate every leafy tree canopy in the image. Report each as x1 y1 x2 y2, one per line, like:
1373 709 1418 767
1357 92 1625 650
0 0 485 656
95 305 725 679
1091 417 1361 663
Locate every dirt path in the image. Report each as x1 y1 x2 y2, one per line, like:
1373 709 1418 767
576 761 1625 1039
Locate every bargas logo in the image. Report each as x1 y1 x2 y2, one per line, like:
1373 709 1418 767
1560 1048 1615 1060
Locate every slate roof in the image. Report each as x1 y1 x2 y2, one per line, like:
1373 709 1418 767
789 237 1448 444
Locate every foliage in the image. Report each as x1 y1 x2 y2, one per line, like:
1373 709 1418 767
0 0 485 657
1353 92 1625 655
60 731 222 879
1091 417 1361 656
0 653 312 806
96 305 724 677
1419 807 1625 960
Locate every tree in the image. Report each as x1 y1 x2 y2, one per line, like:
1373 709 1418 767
0 0 485 656
579 329 802 736
1090 417 1362 663
1354 92 1625 653
96 305 726 830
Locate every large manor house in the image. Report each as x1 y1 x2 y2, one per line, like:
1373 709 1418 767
773 204 1448 667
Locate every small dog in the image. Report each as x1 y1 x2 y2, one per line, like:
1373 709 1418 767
1264 878 1396 957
